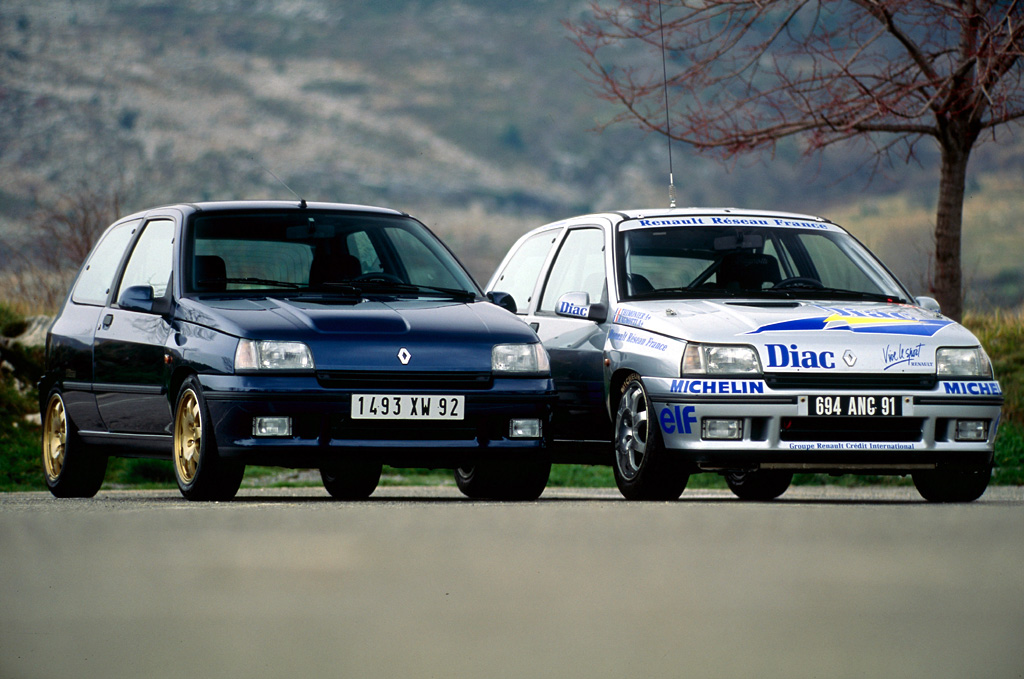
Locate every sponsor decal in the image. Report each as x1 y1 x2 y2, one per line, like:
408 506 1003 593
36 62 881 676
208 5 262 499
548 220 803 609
659 405 698 435
786 442 919 451
558 299 590 318
748 306 954 337
765 343 836 369
882 342 932 370
670 379 766 395
613 307 652 328
942 381 1002 396
608 328 669 352
635 217 832 230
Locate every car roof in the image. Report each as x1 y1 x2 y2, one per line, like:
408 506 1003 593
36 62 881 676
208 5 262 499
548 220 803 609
556 207 834 227
113 200 409 223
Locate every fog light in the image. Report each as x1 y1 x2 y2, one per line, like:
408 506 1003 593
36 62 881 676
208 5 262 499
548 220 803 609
510 418 542 439
253 416 292 437
702 418 743 441
955 420 988 442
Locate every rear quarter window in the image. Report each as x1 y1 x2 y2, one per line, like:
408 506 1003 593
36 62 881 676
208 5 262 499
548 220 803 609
71 219 140 306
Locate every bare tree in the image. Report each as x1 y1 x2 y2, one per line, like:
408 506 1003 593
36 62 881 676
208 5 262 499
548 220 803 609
568 0 1024 320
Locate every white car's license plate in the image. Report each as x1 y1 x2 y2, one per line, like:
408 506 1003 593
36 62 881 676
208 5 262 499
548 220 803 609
810 395 903 417
351 394 464 420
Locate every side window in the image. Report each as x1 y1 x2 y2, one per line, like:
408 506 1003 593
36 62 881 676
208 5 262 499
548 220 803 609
117 219 175 302
539 228 605 313
71 220 140 306
492 229 558 313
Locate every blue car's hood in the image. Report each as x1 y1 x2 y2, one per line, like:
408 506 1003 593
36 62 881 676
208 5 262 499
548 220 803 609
176 296 537 371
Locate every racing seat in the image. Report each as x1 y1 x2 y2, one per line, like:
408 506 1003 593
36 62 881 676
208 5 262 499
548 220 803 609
309 250 361 286
193 255 227 292
716 252 781 291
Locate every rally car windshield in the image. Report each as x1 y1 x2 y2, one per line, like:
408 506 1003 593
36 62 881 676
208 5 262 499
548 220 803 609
617 223 911 303
184 211 480 299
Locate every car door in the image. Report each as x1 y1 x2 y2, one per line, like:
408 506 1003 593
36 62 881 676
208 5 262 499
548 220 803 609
527 226 611 444
93 217 177 434
46 219 141 433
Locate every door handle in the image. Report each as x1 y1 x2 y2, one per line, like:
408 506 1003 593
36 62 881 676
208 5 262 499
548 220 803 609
101 314 113 330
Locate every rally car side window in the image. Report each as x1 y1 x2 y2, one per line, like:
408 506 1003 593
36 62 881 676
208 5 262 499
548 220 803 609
70 219 140 306
492 229 558 313
538 228 605 313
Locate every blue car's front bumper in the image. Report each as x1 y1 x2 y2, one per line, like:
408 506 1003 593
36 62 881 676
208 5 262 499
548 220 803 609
199 373 556 468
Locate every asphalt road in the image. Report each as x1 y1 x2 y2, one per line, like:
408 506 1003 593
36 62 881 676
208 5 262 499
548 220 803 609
2 485 1023 679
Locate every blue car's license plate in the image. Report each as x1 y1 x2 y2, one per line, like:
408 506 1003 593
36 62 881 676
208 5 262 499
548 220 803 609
351 394 464 420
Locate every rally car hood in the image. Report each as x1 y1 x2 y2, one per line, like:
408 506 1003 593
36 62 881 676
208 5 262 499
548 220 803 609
176 296 538 372
611 298 978 373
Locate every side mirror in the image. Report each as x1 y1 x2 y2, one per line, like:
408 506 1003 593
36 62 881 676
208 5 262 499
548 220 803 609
915 296 942 313
118 285 155 313
119 285 173 316
555 292 607 324
487 291 518 314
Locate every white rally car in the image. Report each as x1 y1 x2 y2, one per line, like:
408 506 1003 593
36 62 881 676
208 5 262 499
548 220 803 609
486 208 1002 502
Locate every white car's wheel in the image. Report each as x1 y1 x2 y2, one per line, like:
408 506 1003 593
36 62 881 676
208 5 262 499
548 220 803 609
725 470 793 500
455 459 550 500
612 374 688 500
912 466 991 502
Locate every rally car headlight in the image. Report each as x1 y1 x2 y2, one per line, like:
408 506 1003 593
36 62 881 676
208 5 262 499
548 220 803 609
492 343 550 374
936 347 992 378
682 343 761 375
235 339 315 371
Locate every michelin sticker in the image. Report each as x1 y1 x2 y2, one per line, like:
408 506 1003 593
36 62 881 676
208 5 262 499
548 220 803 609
670 379 767 394
748 307 953 337
942 381 1002 396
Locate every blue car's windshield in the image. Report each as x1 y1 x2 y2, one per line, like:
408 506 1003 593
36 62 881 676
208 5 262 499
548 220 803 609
185 211 480 299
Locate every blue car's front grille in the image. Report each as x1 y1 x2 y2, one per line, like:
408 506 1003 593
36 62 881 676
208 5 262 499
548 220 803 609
316 371 493 391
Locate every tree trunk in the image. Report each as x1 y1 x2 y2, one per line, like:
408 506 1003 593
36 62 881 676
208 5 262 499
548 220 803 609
932 138 972 321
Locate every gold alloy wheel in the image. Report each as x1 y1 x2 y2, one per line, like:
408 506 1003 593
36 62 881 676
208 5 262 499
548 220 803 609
174 388 202 485
42 394 67 482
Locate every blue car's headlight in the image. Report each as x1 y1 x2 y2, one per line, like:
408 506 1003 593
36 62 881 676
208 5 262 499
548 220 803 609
235 339 315 372
492 343 550 375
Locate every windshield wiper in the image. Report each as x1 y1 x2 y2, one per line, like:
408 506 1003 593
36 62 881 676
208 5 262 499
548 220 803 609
355 280 477 301
768 286 908 303
218 277 303 289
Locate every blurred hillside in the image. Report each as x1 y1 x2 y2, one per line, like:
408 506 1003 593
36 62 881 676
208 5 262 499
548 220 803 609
1 0 1022 306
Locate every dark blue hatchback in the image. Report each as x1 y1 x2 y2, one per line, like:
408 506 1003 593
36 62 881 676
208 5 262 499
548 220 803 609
40 201 555 500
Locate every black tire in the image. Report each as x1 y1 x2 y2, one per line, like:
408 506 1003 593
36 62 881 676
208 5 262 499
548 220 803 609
455 459 551 500
41 390 108 498
320 459 382 499
725 470 793 501
912 466 991 503
612 374 688 501
172 376 244 501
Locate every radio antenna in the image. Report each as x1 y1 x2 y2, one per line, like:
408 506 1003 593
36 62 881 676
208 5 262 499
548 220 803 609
250 154 306 208
657 0 676 208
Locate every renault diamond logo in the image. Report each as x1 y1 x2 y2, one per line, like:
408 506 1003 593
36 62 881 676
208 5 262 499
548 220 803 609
397 347 412 365
843 349 857 367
